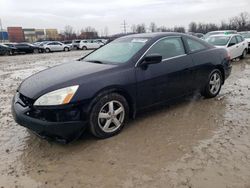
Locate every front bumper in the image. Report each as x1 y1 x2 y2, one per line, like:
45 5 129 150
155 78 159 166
12 93 87 143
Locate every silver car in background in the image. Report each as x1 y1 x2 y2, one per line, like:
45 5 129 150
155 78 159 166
239 31 250 50
204 30 237 39
43 41 71 53
206 34 248 60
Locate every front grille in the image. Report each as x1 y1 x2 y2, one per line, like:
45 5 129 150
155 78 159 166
28 107 81 122
19 93 34 107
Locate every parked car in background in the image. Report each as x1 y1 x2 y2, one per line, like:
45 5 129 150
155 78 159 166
3 43 18 54
12 32 232 142
72 40 81 50
79 39 104 50
206 34 248 59
4 43 17 48
62 41 73 49
239 31 250 50
95 39 109 44
43 41 71 53
0 44 14 55
33 42 42 46
204 30 237 39
187 32 204 39
15 43 45 54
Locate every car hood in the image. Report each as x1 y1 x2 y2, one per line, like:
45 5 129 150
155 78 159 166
18 60 116 99
245 38 250 43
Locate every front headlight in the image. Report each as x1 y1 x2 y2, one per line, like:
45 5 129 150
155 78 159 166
34 85 79 106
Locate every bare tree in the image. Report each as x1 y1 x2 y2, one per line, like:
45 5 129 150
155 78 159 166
173 26 185 33
131 24 146 33
149 22 157 32
80 26 98 39
63 25 74 40
104 27 109 37
188 22 197 33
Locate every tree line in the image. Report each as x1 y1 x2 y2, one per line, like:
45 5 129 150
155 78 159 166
132 12 250 34
61 12 250 40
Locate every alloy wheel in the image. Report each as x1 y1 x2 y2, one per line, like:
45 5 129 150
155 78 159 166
209 72 221 95
98 100 125 133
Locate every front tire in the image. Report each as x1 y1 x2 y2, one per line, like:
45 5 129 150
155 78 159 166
33 49 39 54
45 48 51 53
202 69 222 98
241 49 247 59
64 47 69 52
89 93 129 139
82 46 87 50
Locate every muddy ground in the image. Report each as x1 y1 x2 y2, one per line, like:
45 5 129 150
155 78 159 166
0 51 250 188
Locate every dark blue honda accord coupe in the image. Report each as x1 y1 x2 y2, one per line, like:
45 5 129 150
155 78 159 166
12 32 232 142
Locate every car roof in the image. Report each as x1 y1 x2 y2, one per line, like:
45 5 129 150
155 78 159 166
238 31 250 34
120 32 191 40
207 30 237 33
208 34 240 37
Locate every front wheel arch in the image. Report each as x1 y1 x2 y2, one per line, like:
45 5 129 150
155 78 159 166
86 87 136 120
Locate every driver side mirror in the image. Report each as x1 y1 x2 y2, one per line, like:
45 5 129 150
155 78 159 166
140 54 162 69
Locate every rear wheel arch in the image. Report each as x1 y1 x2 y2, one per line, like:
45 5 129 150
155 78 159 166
215 65 225 84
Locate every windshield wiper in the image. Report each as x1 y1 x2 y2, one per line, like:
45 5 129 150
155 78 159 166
86 60 104 64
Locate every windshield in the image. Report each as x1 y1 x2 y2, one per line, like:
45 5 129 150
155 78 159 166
83 37 149 64
206 36 231 46
241 33 250 39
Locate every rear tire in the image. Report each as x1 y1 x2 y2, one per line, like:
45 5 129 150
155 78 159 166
82 46 87 50
241 49 247 59
4 51 10 56
45 48 50 53
201 69 222 98
89 93 129 139
33 49 39 54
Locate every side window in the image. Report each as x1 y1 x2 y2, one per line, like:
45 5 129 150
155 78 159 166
236 36 243 43
229 37 237 45
147 37 185 59
186 38 207 52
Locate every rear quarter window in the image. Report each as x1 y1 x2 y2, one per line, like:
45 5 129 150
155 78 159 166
236 36 244 43
186 38 207 52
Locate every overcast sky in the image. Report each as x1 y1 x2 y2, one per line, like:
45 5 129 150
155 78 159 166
0 0 249 35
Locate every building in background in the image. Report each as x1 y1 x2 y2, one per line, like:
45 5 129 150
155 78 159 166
23 28 36 42
45 29 59 40
7 27 25 43
0 30 9 42
79 31 98 39
35 29 45 41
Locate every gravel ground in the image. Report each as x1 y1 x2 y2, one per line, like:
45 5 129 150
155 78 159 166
0 51 250 188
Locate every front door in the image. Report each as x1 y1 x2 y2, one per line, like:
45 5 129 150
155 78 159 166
136 37 195 109
227 36 238 59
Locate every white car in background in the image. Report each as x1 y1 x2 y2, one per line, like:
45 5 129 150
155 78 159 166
239 31 250 50
79 40 104 50
204 30 237 39
43 41 71 53
206 34 248 60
